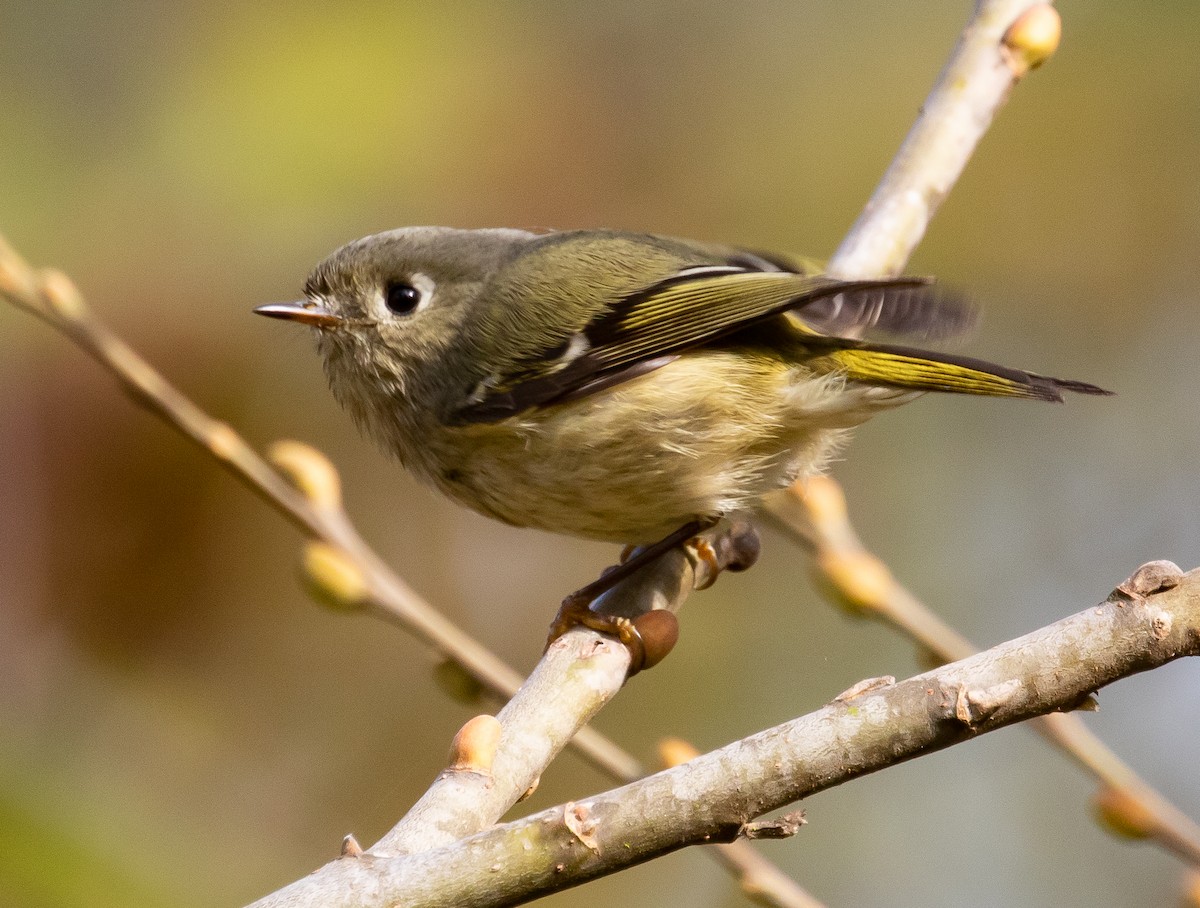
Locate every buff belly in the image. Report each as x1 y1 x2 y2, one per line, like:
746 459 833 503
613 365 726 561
419 352 914 543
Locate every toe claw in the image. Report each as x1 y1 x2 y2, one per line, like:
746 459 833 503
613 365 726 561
545 599 648 675
688 520 762 588
690 537 722 590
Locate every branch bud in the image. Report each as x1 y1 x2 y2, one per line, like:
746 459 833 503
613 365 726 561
1002 4 1062 77
268 440 343 511
1093 785 1156 840
448 714 502 775
39 268 89 321
813 549 895 617
301 542 367 611
658 737 700 768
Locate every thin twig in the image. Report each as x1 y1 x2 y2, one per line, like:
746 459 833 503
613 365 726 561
765 477 1200 867
828 0 1061 278
373 545 694 856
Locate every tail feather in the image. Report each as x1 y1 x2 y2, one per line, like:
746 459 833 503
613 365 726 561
817 340 1112 402
798 282 979 342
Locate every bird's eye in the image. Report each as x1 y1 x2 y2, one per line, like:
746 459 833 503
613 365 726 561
384 281 423 315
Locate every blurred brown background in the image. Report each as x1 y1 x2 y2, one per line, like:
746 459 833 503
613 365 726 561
1 2 1198 906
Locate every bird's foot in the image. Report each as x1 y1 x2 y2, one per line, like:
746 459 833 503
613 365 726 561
546 518 761 675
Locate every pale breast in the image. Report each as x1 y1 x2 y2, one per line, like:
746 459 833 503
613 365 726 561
422 351 885 543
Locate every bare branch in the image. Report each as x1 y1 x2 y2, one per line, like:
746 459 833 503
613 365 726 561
766 477 1200 867
371 529 760 854
828 0 1060 278
246 567 1200 908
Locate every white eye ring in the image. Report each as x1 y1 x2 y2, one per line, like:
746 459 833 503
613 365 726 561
378 272 436 317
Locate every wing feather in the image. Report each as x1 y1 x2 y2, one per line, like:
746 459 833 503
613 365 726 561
455 268 929 423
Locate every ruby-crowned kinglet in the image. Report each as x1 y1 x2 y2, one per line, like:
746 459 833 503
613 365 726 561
256 227 1108 545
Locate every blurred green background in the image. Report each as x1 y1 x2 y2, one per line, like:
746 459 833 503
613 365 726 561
1 2 1197 906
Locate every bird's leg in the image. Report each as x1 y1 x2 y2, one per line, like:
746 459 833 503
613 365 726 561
547 518 714 674
562 519 717 609
547 516 761 674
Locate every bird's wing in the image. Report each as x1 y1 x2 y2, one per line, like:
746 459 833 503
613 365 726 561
455 266 932 423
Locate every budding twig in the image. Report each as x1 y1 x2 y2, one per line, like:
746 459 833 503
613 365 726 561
765 476 1200 868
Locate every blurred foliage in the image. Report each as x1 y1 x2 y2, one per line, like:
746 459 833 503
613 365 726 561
1 2 1198 907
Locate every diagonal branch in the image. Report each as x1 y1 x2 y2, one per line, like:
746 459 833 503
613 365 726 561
245 565 1200 908
828 0 1061 277
766 477 1200 866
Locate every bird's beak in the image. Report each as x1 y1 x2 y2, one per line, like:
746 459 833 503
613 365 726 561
253 300 343 328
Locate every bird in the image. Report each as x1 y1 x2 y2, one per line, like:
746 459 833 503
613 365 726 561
256 226 1109 666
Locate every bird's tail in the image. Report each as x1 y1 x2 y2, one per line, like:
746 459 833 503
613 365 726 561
812 339 1111 402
